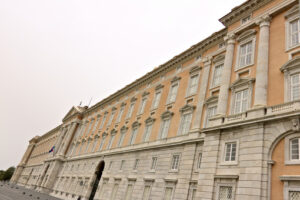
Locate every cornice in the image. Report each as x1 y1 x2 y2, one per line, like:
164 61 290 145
219 0 273 26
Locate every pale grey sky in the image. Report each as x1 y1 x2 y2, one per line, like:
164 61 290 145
0 0 245 170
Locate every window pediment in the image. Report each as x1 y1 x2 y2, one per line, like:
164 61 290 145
179 104 196 113
230 77 255 90
161 110 174 120
132 121 141 128
142 91 150 97
102 132 108 138
285 5 299 19
213 54 225 63
237 29 257 42
131 97 137 102
205 95 219 105
171 76 181 83
280 56 300 72
189 66 201 74
120 125 128 133
145 117 156 125
110 129 117 135
155 84 164 90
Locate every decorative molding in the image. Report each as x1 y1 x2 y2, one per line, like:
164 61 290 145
280 56 300 72
214 174 239 179
285 4 299 19
120 125 129 132
179 104 196 113
171 76 181 83
145 117 156 125
236 29 257 42
205 95 219 105
280 175 300 181
131 97 137 102
110 129 117 135
213 54 225 63
161 110 174 120
230 77 255 90
142 91 150 97
155 84 164 90
189 66 201 74
132 121 141 128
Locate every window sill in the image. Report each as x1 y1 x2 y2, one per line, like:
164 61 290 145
149 169 156 173
165 102 175 106
285 160 300 165
235 63 254 72
185 93 196 99
286 43 300 53
209 85 221 91
168 169 179 173
220 161 238 166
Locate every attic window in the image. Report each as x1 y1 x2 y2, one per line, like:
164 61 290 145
241 15 251 24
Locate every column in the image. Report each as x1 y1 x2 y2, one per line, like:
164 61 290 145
57 121 79 157
216 34 235 116
53 127 66 155
254 16 271 107
192 57 211 130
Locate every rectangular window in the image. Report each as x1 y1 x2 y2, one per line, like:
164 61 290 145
92 117 100 135
234 89 248 114
291 74 300 101
107 134 115 149
118 132 125 147
218 186 233 200
152 91 162 109
120 160 125 170
151 157 157 170
205 105 217 127
107 110 116 126
187 74 199 96
139 98 147 114
289 191 300 200
84 140 90 153
108 161 113 170
160 119 171 139
133 159 139 170
239 41 253 68
290 19 300 47
127 102 135 119
188 183 197 200
116 105 125 123
178 113 192 135
171 155 180 170
225 142 237 162
110 183 119 200
142 185 151 200
125 184 133 200
197 153 202 169
290 138 300 160
99 113 107 129
168 83 179 103
212 64 224 88
98 137 106 151
86 119 94 135
164 187 174 200
143 124 153 142
129 128 138 145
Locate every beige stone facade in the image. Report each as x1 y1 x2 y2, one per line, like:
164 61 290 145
10 0 300 199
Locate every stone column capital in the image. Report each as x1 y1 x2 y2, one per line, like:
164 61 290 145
202 56 212 66
256 15 271 28
224 33 236 45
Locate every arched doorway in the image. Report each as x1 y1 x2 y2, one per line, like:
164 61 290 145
89 161 105 200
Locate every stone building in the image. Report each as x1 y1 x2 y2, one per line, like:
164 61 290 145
10 0 300 199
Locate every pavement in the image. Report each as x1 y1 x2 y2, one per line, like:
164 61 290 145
0 181 62 200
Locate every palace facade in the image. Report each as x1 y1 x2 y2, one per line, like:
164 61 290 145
10 0 300 199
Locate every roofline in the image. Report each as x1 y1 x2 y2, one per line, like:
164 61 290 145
85 28 227 114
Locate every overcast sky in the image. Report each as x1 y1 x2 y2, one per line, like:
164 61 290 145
0 0 245 170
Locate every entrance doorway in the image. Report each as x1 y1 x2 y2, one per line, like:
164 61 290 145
89 161 105 200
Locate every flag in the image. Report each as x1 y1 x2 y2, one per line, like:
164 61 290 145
49 146 55 153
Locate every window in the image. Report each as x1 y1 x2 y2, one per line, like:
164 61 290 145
290 138 300 160
99 112 108 129
107 133 116 149
178 112 192 135
241 15 251 24
164 186 174 200
290 19 300 47
108 161 113 170
218 186 233 200
205 105 217 127
290 191 300 200
168 83 179 103
98 134 107 151
187 74 199 96
110 183 119 200
84 140 91 153
86 119 94 135
127 102 135 119
291 74 300 101
224 142 237 162
152 91 162 109
212 64 224 88
133 159 139 170
188 182 197 200
107 109 116 126
118 127 127 147
233 89 248 114
116 104 125 123
120 160 125 170
171 154 180 170
197 153 202 169
160 118 171 139
143 123 153 142
150 157 157 170
92 116 101 135
129 128 138 145
125 183 134 200
142 185 151 200
139 98 147 114
239 41 253 68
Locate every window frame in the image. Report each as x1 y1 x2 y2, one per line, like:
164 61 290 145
167 76 181 104
285 5 300 51
186 67 201 97
159 111 173 139
221 140 239 166
170 154 181 172
284 133 300 165
152 84 164 110
177 104 195 135
211 62 224 89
